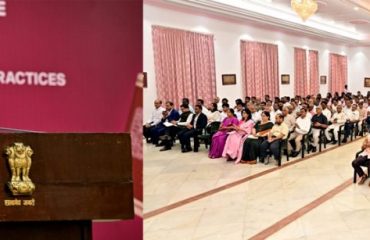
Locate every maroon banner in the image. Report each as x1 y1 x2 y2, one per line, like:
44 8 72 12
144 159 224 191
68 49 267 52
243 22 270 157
0 0 142 240
0 0 141 132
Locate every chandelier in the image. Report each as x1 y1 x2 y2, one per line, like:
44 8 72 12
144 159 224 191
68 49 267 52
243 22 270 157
291 0 318 21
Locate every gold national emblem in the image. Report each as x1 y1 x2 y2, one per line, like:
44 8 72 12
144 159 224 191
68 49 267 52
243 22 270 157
5 143 35 196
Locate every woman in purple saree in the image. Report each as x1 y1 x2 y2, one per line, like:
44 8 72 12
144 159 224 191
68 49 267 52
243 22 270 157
209 109 239 158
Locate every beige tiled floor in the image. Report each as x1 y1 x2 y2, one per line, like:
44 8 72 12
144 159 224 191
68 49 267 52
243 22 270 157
268 181 370 240
144 137 366 240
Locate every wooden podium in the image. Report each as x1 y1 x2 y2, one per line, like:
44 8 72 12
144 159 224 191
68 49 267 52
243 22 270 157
0 132 133 240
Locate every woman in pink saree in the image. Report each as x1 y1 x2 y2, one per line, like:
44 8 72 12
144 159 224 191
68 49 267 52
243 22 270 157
209 109 239 159
222 109 254 161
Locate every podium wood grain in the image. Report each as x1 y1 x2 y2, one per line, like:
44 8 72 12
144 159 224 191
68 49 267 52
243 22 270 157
0 133 133 221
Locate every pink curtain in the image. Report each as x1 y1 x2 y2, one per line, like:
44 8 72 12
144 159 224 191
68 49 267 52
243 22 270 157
329 53 348 94
240 41 279 98
152 25 216 107
294 48 308 96
309 50 319 95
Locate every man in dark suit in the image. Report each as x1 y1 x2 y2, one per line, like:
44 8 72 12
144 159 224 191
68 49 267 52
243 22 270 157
159 104 193 151
150 101 180 145
178 104 207 153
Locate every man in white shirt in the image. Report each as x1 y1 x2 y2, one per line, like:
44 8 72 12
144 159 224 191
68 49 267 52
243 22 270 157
169 105 193 128
248 104 261 123
359 101 367 121
358 101 367 133
265 100 273 112
178 98 194 114
330 99 339 113
325 105 346 144
342 103 360 143
143 99 165 143
295 103 302 117
366 101 370 117
343 100 353 118
270 103 282 124
321 101 332 122
235 102 244 121
197 99 210 116
282 106 296 131
289 108 311 157
213 97 223 110
207 103 221 123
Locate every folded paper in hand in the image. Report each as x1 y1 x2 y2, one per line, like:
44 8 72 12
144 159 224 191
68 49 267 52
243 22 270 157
164 122 174 127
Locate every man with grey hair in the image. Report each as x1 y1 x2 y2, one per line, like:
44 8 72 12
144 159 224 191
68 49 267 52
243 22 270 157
325 105 346 144
248 103 261 123
289 107 311 157
342 103 360 143
213 96 222 110
282 106 295 131
310 106 328 152
270 102 282 124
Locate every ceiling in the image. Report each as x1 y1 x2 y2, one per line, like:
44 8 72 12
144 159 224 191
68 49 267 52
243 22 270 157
153 0 370 46
272 0 370 37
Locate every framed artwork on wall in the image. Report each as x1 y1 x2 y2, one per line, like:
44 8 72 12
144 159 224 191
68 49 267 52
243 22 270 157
281 74 290 85
364 77 370 88
320 76 327 84
222 74 236 85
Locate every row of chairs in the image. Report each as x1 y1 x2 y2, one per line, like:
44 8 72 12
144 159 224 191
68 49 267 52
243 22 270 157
198 119 367 167
195 120 369 184
270 119 367 166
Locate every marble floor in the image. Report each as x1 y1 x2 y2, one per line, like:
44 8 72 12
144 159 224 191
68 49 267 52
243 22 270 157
144 136 368 240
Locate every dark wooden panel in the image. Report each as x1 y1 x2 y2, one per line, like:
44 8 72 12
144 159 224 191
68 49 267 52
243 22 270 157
0 133 133 221
0 183 133 221
0 133 132 183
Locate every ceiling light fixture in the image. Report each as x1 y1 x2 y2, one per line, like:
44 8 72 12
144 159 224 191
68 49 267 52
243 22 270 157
291 0 318 21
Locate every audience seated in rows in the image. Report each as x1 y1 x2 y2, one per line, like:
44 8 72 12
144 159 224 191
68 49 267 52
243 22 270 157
145 90 370 166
